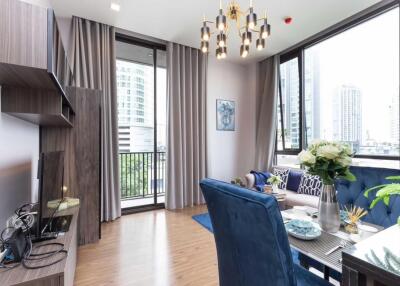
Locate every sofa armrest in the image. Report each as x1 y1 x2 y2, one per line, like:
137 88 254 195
245 173 255 189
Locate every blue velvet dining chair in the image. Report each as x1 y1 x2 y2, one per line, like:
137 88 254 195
200 178 332 286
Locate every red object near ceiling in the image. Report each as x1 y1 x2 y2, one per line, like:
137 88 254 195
284 17 292 24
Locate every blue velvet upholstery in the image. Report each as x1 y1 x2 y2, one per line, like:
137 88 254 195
200 178 332 286
192 212 301 265
336 166 400 228
286 169 303 192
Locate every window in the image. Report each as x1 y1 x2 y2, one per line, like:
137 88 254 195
278 56 301 151
276 5 399 168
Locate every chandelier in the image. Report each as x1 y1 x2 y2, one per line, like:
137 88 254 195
200 0 271 59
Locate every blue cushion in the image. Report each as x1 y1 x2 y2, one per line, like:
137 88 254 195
250 170 271 192
287 169 304 192
200 179 332 286
298 174 323 196
336 166 400 228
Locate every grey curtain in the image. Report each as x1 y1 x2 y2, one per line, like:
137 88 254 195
166 43 207 210
255 55 279 171
70 17 120 221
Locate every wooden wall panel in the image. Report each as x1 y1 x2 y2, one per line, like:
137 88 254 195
73 87 100 245
41 87 101 245
1 87 61 114
1 86 73 127
41 127 78 198
0 0 47 69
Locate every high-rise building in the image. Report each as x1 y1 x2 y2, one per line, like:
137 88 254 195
390 88 399 144
279 50 320 148
304 50 320 144
279 59 300 149
332 85 362 151
116 60 154 152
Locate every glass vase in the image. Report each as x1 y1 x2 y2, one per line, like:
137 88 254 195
318 184 340 233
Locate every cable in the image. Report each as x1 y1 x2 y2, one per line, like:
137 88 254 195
22 251 67 269
26 242 65 260
0 203 68 271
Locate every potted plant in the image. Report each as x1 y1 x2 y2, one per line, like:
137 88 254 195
298 140 356 232
231 177 245 188
364 176 400 225
267 175 282 193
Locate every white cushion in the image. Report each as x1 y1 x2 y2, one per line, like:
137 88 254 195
244 173 256 189
276 189 319 209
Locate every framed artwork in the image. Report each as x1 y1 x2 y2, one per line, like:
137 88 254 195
216 99 235 131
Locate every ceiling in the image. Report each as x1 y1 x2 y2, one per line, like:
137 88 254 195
50 0 381 64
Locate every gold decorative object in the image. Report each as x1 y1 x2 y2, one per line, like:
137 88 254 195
344 205 368 234
200 0 271 58
345 222 359 234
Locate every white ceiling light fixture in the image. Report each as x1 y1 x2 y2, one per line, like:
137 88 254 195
200 0 271 59
110 2 120 12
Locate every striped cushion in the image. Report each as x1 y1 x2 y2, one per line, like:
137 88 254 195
273 168 290 190
298 174 323 196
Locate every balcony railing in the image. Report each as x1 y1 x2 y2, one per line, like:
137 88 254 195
119 152 166 200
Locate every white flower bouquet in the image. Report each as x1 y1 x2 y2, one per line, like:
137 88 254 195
298 140 356 185
267 175 282 186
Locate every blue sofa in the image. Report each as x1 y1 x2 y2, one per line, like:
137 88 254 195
336 166 400 227
245 168 320 208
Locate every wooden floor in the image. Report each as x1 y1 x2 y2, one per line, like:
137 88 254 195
74 205 218 286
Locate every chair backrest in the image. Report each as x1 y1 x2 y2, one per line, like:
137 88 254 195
336 166 400 228
200 178 296 286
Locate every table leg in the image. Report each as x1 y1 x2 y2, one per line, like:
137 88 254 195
323 266 330 280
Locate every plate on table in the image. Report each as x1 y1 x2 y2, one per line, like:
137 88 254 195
285 219 321 240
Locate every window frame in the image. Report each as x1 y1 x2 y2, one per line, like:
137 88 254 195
276 1 400 162
115 33 167 213
276 49 304 155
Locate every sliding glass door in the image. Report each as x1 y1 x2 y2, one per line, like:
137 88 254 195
115 35 167 211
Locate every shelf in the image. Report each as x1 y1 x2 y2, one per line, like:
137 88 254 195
0 0 75 116
4 113 73 127
1 86 74 128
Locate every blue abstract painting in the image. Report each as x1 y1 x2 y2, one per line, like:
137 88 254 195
216 99 235 131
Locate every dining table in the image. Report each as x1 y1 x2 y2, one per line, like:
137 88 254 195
281 207 384 281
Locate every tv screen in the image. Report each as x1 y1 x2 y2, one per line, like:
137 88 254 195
35 151 64 237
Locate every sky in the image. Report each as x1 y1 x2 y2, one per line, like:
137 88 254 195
306 7 399 144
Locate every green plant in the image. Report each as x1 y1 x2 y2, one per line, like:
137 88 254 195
231 177 245 187
298 140 356 185
364 176 400 225
267 175 282 186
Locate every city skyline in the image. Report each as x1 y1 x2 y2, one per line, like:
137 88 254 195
116 60 167 153
332 85 362 152
278 7 399 157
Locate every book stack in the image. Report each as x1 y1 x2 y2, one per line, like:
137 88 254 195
271 192 286 201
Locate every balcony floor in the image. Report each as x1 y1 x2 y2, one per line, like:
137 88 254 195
121 195 165 209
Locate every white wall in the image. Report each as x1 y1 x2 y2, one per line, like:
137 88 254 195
0 87 39 227
20 0 51 8
207 58 257 182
